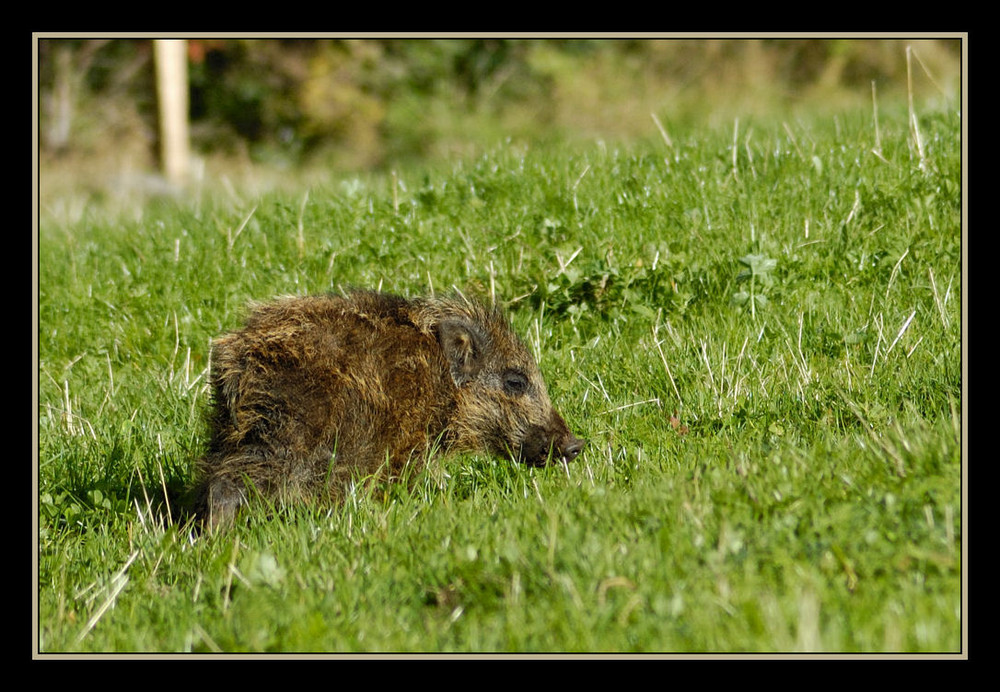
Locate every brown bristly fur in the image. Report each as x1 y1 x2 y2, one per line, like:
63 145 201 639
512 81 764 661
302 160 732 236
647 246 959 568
192 290 584 530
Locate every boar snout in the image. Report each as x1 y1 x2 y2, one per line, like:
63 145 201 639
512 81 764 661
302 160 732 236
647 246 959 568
517 412 586 467
560 434 586 462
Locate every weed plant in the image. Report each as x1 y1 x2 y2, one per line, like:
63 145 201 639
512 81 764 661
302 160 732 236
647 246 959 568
36 102 962 654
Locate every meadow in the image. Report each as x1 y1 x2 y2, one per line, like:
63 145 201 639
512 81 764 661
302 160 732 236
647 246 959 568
36 98 962 654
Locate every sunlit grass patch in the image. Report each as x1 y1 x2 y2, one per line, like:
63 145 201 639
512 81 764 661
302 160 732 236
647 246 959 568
37 99 962 654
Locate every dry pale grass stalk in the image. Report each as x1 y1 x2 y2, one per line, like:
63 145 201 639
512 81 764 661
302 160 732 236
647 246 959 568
652 324 683 410
885 246 910 301
869 312 885 379
226 204 257 252
296 189 309 259
871 80 884 159
928 267 952 330
700 341 722 416
650 112 673 149
731 117 740 182
73 550 139 646
906 46 928 171
885 309 917 358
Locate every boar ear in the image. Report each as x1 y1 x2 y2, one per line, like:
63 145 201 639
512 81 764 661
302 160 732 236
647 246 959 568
438 318 486 385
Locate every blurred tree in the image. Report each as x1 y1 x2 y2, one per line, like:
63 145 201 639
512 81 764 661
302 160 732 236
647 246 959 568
38 39 155 157
153 39 191 186
37 37 962 175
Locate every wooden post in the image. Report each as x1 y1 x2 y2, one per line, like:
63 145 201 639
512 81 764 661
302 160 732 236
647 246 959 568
153 39 190 188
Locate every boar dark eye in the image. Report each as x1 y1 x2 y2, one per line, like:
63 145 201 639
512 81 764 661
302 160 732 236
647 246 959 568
502 369 529 396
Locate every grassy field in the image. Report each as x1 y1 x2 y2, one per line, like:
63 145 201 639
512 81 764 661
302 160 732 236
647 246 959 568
35 98 963 655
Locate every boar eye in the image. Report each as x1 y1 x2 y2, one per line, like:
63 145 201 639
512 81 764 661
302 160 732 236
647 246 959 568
502 369 529 396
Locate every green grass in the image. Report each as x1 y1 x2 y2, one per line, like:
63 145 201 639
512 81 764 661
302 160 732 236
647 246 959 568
36 101 962 655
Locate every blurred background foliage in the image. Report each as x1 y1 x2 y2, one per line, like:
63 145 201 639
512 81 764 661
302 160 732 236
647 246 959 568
37 37 961 196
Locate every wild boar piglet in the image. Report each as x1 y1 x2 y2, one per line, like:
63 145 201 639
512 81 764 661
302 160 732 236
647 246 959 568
193 291 585 529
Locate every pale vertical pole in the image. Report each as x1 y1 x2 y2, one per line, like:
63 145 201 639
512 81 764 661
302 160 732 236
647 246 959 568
153 39 190 187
